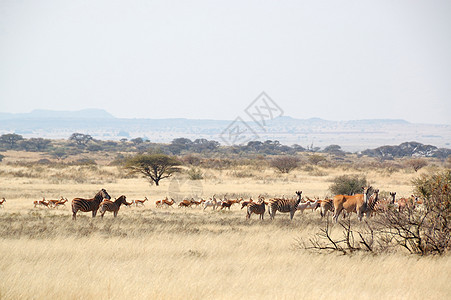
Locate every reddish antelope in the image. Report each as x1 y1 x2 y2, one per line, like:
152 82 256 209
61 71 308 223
34 198 49 208
332 187 373 223
133 197 148 207
0 197 5 208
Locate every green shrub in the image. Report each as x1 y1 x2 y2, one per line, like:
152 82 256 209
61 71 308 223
329 174 368 195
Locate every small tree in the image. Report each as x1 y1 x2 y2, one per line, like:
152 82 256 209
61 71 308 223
270 156 300 173
69 133 93 147
308 154 327 165
406 158 428 172
0 133 23 149
124 154 181 186
329 174 368 195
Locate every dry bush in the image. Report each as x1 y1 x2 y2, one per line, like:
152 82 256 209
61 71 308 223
270 156 300 173
405 158 428 172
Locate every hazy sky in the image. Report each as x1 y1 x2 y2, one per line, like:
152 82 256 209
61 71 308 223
1 0 450 124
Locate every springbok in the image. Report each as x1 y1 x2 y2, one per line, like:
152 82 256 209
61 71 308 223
133 197 148 207
332 187 373 223
34 197 49 208
203 198 217 210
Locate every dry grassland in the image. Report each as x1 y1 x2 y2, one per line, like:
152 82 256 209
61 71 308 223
0 162 450 299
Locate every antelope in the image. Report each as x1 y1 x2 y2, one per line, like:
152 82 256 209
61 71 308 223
71 189 111 220
241 198 254 209
133 197 148 207
397 195 417 212
203 198 218 210
319 198 334 218
0 197 5 208
373 192 396 214
190 199 205 207
178 199 192 207
99 195 131 218
34 197 49 208
162 198 175 208
332 187 373 223
54 198 68 208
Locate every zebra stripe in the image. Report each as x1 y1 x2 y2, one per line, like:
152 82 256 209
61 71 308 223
71 189 110 220
269 191 302 220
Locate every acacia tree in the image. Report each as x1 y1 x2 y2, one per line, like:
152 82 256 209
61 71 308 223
270 156 300 173
406 158 428 172
124 154 181 186
69 133 93 147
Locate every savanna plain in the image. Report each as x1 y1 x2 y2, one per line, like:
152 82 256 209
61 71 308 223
0 151 450 300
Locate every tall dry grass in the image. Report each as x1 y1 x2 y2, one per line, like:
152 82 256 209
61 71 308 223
0 162 449 299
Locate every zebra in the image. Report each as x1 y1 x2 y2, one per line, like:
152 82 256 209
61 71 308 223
269 191 302 220
99 195 130 218
246 198 266 220
71 189 110 220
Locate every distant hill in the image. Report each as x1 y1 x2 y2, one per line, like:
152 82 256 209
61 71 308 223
0 109 115 120
0 109 450 152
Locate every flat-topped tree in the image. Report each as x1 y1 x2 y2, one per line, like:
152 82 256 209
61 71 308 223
124 154 181 186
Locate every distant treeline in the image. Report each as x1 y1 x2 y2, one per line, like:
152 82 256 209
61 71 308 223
0 133 449 161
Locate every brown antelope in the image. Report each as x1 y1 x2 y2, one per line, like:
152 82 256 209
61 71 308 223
397 195 417 212
71 189 111 220
162 198 175 208
34 198 49 208
373 192 396 214
99 195 131 218
241 198 254 209
319 198 334 218
0 197 5 208
332 187 373 223
178 199 192 207
190 199 205 207
133 197 148 207
54 198 68 208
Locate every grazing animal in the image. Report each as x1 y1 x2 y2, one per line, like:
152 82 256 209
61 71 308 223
190 199 205 207
0 197 5 208
373 192 396 214
397 195 417 212
178 199 192 207
246 199 266 219
241 198 254 209
220 200 233 210
162 198 175 208
47 196 64 208
332 187 372 223
71 189 111 220
133 197 148 207
34 198 49 208
99 195 130 218
54 198 68 208
319 199 334 218
269 191 302 220
203 198 218 210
